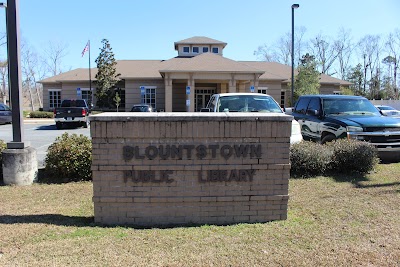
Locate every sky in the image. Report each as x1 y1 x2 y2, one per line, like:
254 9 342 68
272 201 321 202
0 0 399 74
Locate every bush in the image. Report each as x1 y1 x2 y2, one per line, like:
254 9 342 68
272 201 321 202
44 133 92 183
29 111 54 118
327 139 379 174
0 139 6 181
290 141 332 177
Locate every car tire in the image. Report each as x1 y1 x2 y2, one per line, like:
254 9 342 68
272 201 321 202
83 120 89 128
321 134 336 144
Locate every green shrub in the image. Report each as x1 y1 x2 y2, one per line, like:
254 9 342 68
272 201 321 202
29 111 54 118
290 141 332 177
23 110 30 118
327 139 379 174
44 133 92 183
0 139 6 181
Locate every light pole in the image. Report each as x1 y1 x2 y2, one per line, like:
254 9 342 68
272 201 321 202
5 0 25 148
291 3 299 107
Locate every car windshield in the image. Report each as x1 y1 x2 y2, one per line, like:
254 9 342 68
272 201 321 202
0 104 10 111
131 105 150 112
378 106 395 111
61 100 86 107
323 98 380 116
218 95 282 113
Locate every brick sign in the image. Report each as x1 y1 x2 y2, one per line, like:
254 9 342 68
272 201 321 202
90 113 291 227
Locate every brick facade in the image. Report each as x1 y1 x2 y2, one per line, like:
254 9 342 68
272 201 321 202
91 113 291 226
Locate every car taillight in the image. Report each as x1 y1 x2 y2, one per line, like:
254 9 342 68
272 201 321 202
82 109 87 116
53 108 56 115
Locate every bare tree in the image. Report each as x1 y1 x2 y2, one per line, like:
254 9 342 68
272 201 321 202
358 35 382 97
309 33 340 75
275 32 291 65
0 60 7 103
295 26 307 66
254 26 307 67
334 28 354 80
43 41 68 76
253 44 278 62
22 42 46 110
0 34 6 47
385 29 400 98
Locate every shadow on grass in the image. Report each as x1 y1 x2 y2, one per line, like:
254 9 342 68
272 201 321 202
330 172 400 189
0 214 256 229
0 214 95 227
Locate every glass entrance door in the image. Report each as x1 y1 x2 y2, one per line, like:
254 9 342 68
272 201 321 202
195 88 215 111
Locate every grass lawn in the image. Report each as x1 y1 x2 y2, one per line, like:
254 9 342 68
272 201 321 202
0 163 399 266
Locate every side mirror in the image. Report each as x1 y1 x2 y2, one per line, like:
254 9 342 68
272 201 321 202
306 109 319 116
200 108 211 112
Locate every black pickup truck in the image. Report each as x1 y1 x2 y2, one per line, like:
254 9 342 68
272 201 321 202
54 99 90 129
292 95 400 159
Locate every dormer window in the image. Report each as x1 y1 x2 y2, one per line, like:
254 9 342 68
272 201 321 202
192 47 199 53
183 46 190 53
202 47 209 53
212 47 219 54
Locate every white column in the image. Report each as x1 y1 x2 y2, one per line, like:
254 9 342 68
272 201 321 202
229 74 236 93
186 74 195 112
164 74 172 112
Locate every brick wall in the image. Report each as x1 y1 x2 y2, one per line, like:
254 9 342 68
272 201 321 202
91 113 291 226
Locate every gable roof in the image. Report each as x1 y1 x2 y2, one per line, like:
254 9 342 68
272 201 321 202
39 57 351 86
160 53 264 74
39 60 165 83
39 68 98 83
174 36 227 50
241 61 352 85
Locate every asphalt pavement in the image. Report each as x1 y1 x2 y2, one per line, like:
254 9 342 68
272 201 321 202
0 119 91 167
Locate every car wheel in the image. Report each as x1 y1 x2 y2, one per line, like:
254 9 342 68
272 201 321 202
83 120 89 128
56 122 62 130
321 134 336 144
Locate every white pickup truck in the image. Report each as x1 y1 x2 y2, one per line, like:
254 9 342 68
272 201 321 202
201 93 303 144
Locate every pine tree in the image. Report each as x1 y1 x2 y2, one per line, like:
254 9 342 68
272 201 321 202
293 53 321 102
95 39 120 108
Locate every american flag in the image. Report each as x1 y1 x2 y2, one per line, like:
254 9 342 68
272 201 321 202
81 41 89 57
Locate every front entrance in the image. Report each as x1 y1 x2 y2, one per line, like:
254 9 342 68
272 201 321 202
195 88 215 111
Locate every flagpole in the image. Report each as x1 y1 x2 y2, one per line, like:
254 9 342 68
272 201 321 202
88 40 93 107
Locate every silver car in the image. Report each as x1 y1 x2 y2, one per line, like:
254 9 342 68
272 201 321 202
0 103 12 124
375 105 400 117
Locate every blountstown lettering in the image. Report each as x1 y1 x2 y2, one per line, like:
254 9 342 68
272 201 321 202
123 144 262 161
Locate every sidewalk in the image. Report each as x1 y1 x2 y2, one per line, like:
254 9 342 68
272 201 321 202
23 118 54 124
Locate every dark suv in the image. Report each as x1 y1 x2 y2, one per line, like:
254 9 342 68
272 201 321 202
293 95 400 158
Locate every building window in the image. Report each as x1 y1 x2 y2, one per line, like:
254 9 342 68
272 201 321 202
183 47 190 53
202 47 209 53
195 88 216 111
49 90 61 109
141 86 156 109
80 89 92 105
192 47 199 53
258 88 268 94
212 47 219 54
281 91 286 107
115 89 126 109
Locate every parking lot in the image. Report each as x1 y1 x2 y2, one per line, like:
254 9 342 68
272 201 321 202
0 120 90 167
